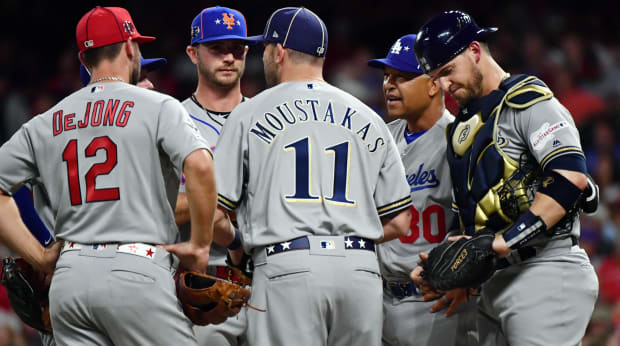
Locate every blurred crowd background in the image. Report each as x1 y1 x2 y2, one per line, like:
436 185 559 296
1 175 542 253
1 0 619 345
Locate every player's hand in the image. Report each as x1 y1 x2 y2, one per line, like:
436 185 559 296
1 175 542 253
159 242 210 273
36 240 63 274
429 287 473 317
410 252 443 301
492 234 511 258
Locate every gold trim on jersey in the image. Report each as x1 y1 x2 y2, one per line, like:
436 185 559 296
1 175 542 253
504 84 553 109
377 196 412 216
540 146 584 169
218 194 238 211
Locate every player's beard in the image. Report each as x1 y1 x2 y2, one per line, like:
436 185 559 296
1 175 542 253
129 55 141 86
263 49 280 88
451 65 483 106
198 60 244 89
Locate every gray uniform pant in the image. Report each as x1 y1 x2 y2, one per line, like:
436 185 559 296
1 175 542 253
478 239 598 346
49 245 196 346
382 292 478 346
248 237 383 346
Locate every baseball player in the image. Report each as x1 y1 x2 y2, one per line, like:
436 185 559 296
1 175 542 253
215 7 412 346
175 6 253 346
9 54 170 346
0 6 215 345
368 34 477 346
412 10 599 346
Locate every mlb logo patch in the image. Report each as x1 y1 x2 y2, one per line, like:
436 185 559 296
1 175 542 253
320 240 335 249
91 85 104 93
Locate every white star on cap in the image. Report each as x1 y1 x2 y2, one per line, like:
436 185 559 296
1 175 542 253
281 241 291 250
237 20 241 26
358 239 366 248
267 245 275 254
345 237 354 248
404 46 410 51
215 19 221 24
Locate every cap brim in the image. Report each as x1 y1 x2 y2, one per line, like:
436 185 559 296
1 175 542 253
135 35 156 44
367 58 423 74
476 27 498 40
245 35 267 43
141 57 167 72
193 35 258 45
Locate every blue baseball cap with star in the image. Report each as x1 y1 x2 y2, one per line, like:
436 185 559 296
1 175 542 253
368 34 423 74
190 6 251 45
80 56 167 86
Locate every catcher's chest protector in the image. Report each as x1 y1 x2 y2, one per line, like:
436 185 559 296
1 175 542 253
447 75 553 235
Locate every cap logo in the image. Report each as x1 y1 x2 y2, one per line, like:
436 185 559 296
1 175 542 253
123 21 135 35
391 39 403 55
272 31 279 38
84 40 94 48
317 47 325 55
222 13 237 30
191 26 200 39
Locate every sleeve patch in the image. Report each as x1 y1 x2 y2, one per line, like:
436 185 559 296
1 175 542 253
530 121 569 151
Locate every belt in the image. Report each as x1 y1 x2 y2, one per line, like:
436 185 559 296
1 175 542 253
496 235 577 269
62 241 158 260
383 279 419 299
265 236 375 256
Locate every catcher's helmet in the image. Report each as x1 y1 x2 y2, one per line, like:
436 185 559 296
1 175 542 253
414 10 497 74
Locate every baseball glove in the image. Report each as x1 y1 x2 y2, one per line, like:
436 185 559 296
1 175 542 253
422 230 497 291
176 270 251 325
0 257 52 333
225 251 253 286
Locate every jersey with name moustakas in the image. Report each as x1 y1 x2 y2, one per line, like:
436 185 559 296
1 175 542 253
378 110 455 285
215 81 412 251
0 82 208 245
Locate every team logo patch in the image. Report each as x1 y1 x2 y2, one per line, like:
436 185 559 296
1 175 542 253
530 121 568 151
458 124 471 144
222 12 236 29
496 130 508 147
123 21 135 35
391 39 403 55
91 85 104 93
191 26 200 39
320 240 335 249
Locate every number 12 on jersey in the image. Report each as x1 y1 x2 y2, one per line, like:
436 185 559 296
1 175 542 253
284 137 356 206
62 136 120 205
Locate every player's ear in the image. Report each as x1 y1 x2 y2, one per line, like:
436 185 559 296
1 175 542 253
124 37 135 60
469 41 481 64
428 76 440 97
275 43 285 64
186 45 199 64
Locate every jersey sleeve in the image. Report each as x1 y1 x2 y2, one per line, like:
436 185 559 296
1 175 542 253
0 124 38 194
519 98 584 170
157 99 210 174
213 106 248 211
374 132 412 217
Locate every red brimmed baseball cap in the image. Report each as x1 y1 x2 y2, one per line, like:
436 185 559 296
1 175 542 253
76 6 156 53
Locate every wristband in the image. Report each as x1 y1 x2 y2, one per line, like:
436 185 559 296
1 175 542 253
227 228 242 250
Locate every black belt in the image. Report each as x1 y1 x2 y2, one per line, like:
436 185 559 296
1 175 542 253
265 236 375 256
496 235 577 269
382 279 419 299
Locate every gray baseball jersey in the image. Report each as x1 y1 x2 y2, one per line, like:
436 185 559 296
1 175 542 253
379 111 455 285
0 82 208 244
179 95 246 266
215 81 412 250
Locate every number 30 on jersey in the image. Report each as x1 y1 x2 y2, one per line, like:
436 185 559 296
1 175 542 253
399 204 446 244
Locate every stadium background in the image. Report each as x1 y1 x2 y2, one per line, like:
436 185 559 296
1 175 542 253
0 1 618 344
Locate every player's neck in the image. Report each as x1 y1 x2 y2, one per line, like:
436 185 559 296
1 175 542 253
89 58 132 84
194 82 243 113
405 97 444 132
279 64 324 84
480 58 508 97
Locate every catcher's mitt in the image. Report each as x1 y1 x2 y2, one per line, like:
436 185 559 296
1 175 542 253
0 257 52 333
176 270 252 326
422 230 497 291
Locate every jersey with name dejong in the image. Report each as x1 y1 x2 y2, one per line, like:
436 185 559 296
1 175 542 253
378 111 455 285
0 82 208 244
179 95 245 266
215 81 412 250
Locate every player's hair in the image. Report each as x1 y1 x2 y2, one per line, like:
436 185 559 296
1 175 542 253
81 42 124 69
286 48 324 67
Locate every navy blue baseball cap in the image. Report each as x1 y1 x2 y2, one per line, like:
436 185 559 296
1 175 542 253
247 7 328 57
80 56 167 86
414 10 497 74
190 6 251 45
368 34 423 74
